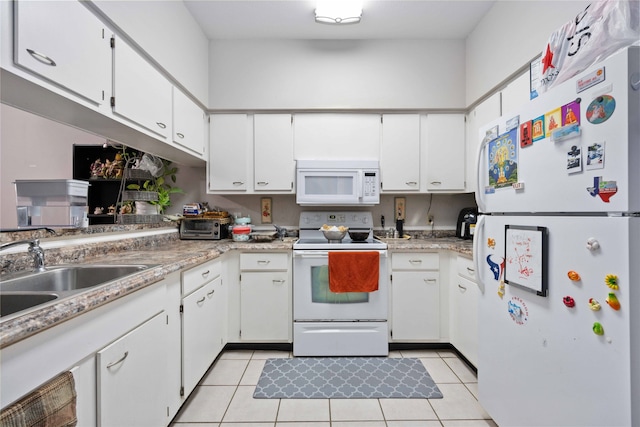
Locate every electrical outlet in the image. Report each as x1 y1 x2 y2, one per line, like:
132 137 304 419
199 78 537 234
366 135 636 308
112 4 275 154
428 215 434 225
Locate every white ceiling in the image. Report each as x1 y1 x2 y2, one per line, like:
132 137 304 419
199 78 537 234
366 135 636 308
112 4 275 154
183 0 496 40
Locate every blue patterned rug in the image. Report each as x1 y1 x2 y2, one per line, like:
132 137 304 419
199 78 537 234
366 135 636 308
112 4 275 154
253 357 443 399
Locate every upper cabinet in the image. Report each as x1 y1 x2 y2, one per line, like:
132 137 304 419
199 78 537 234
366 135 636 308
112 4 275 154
209 114 251 192
423 114 466 191
14 0 110 106
380 114 421 192
111 35 172 139
293 114 381 160
172 87 206 157
254 114 295 192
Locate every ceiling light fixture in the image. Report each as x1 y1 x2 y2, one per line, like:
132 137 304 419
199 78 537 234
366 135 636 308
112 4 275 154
315 0 363 25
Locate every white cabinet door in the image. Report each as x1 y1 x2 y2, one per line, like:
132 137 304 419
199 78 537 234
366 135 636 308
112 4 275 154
112 35 172 138
173 87 205 156
391 271 440 341
450 255 479 367
14 0 110 106
240 272 290 341
97 312 167 427
380 114 420 192
424 114 466 191
294 114 381 160
465 93 501 192
209 114 250 191
182 278 221 397
254 114 294 191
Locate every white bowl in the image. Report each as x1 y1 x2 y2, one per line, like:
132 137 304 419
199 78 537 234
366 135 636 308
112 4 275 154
321 229 348 241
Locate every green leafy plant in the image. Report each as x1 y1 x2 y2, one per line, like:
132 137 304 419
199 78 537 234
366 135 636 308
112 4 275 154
126 159 183 213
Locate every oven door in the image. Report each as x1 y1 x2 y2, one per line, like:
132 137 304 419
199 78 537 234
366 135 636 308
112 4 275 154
293 250 388 321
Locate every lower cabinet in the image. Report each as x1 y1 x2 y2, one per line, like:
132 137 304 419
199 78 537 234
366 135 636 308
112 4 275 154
238 252 292 342
390 252 441 341
96 311 167 427
182 275 224 396
450 255 479 367
181 259 225 398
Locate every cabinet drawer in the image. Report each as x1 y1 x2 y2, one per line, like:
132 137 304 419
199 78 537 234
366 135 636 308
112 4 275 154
240 253 289 271
391 252 439 270
457 255 477 282
182 259 221 296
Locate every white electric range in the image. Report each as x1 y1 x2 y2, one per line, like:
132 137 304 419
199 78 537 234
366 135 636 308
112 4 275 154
292 211 389 356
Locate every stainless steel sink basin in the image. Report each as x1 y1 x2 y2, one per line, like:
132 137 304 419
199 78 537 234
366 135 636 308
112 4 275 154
0 265 151 293
1 293 59 318
0 264 155 318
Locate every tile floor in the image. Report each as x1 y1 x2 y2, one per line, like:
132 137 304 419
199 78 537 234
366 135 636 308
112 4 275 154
170 349 497 427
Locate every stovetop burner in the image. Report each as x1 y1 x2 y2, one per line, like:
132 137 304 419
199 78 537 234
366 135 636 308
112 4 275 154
294 211 387 251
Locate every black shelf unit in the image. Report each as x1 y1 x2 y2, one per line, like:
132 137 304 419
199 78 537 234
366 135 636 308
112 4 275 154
73 145 122 225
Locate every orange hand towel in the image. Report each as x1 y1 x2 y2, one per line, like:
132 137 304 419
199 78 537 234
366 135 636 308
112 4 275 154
328 251 379 293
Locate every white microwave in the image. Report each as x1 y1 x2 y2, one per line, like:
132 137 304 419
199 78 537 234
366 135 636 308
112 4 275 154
296 159 380 205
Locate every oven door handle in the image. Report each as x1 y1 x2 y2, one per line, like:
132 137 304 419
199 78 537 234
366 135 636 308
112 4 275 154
293 250 387 258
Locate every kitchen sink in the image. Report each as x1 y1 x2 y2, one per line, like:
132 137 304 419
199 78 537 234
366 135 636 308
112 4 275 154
0 293 59 318
0 265 152 293
0 264 156 318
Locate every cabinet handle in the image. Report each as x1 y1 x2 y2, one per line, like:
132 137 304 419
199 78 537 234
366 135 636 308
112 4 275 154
197 296 205 304
405 181 417 186
430 181 442 185
256 181 269 186
424 278 437 283
458 284 467 291
106 351 129 369
409 259 422 264
207 290 215 297
272 279 285 284
156 122 167 129
232 181 244 186
466 267 475 275
176 132 185 139
257 260 271 265
201 270 210 278
26 49 56 66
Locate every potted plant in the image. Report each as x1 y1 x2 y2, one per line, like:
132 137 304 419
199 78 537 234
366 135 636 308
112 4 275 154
126 159 183 214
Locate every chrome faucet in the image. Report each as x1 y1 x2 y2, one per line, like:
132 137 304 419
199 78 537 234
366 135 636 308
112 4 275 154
0 239 46 272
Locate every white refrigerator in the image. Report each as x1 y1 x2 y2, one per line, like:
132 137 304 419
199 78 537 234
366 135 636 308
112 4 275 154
473 46 639 427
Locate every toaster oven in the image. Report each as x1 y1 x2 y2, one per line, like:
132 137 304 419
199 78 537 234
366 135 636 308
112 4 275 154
179 218 229 240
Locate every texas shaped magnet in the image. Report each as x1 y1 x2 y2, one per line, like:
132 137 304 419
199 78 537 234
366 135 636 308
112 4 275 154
587 176 618 202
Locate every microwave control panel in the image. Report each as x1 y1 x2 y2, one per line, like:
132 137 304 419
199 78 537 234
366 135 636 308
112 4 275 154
363 171 379 201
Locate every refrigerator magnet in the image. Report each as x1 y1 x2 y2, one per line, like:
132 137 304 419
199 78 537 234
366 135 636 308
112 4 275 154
587 176 618 203
592 322 605 335
520 121 533 148
532 115 545 142
544 108 562 137
504 225 548 297
585 142 605 170
606 292 621 310
562 100 581 126
508 296 529 325
566 145 582 174
488 129 519 189
586 95 616 124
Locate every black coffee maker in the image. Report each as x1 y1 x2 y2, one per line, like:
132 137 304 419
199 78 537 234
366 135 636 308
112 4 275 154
456 207 478 240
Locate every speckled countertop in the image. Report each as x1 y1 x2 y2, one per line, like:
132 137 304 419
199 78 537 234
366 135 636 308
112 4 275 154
0 228 473 349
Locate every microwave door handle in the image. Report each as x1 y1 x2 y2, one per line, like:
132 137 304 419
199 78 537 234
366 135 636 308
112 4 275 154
357 170 363 200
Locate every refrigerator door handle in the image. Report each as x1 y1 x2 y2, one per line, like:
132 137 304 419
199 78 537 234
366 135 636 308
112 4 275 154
474 136 491 213
473 214 486 294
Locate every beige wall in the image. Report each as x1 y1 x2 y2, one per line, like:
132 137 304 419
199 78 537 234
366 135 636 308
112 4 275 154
0 104 201 228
